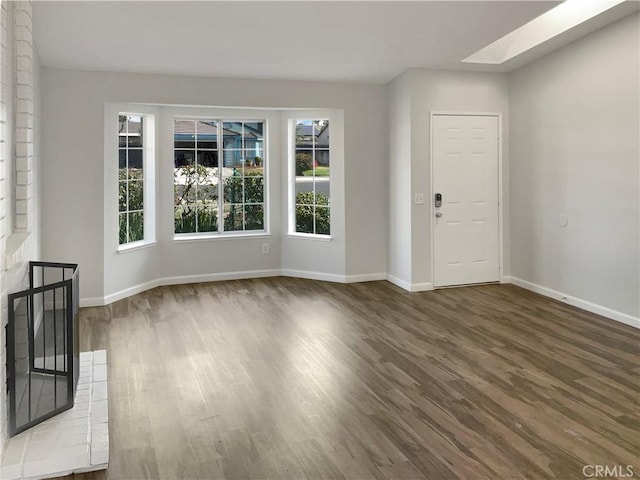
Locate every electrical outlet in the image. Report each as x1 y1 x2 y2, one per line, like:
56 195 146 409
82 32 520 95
414 193 424 204
262 243 269 254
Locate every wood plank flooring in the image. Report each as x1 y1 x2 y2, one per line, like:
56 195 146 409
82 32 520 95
63 279 639 480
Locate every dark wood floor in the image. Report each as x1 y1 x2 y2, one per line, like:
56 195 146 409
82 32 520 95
65 278 639 480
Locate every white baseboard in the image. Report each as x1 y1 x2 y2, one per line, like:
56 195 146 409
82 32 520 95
92 270 281 307
161 269 280 286
506 276 639 329
280 269 345 283
385 274 433 292
344 273 387 283
79 297 110 308
101 279 160 307
411 282 434 292
82 269 388 306
385 274 411 291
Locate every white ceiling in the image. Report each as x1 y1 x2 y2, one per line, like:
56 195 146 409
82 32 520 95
31 0 609 84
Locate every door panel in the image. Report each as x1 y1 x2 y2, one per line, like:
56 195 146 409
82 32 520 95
433 115 499 287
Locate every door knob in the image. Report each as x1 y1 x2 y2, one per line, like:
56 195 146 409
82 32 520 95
435 212 443 218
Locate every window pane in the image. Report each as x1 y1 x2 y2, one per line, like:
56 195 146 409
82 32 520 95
174 150 195 169
295 120 313 148
175 120 195 148
128 149 143 170
224 204 244 231
315 207 330 235
295 178 312 199
223 177 243 203
198 139 217 149
244 122 263 141
128 167 143 181
123 116 143 148
244 176 263 204
314 179 330 204
199 167 217 189
295 204 314 234
175 206 196 234
223 122 243 149
246 164 263 177
196 120 217 149
127 134 142 148
128 212 144 242
118 182 127 212
128 180 143 211
197 206 217 233
174 182 196 206
198 183 218 204
244 204 264 230
295 151 313 176
198 151 218 168
251 154 264 173
316 149 330 170
128 116 142 135
119 213 127 244
118 115 127 134
119 150 126 170
119 135 127 148
175 138 195 149
223 150 243 170
315 119 328 145
240 149 258 168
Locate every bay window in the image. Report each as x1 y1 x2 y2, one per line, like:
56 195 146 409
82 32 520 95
174 119 266 235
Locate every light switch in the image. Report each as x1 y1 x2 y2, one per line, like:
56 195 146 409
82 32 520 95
414 193 424 204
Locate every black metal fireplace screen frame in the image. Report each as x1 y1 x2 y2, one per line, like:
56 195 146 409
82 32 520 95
6 261 79 436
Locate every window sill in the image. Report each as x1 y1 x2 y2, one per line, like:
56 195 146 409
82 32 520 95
117 240 157 254
287 233 332 242
173 232 272 244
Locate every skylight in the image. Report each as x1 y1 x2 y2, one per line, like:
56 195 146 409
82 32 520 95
462 0 627 64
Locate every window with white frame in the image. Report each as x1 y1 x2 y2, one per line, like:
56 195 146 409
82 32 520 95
174 119 265 235
292 119 330 235
118 114 145 244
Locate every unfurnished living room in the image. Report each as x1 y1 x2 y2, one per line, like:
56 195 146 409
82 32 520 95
0 1 638 479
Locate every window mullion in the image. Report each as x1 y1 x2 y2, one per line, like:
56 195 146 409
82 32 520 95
218 121 223 234
126 122 130 242
241 122 246 231
194 121 199 233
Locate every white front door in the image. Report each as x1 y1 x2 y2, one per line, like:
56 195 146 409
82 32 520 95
432 114 500 287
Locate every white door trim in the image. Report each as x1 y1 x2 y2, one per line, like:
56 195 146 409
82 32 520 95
429 111 505 288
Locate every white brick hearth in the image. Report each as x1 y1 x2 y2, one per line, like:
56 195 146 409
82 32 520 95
0 350 109 480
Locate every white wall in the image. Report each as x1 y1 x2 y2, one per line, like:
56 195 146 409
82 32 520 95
41 69 387 303
387 71 413 288
387 69 510 290
509 13 640 321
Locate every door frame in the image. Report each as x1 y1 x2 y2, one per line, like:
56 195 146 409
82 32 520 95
429 111 505 288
